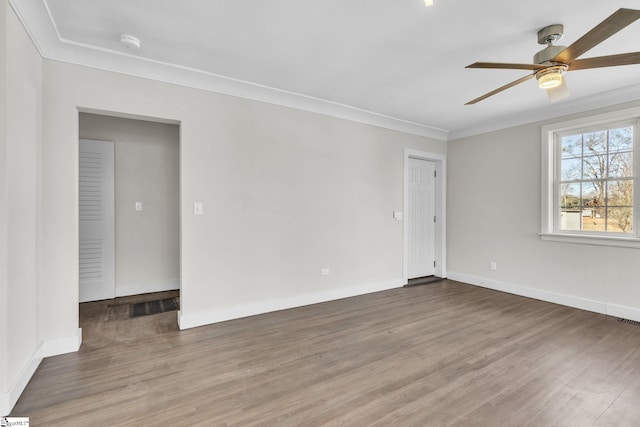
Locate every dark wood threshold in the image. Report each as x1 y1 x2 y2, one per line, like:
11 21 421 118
404 275 444 287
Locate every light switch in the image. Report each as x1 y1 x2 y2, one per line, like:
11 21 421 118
135 202 143 211
194 202 204 215
393 210 403 220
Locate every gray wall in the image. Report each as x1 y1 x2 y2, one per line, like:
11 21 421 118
36 51 446 339
447 101 640 315
1 2 43 408
0 0 8 396
79 113 180 296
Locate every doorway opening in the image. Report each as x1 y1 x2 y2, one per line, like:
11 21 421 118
78 111 181 333
403 149 446 284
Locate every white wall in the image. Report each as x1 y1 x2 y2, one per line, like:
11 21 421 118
1 1 43 414
38 58 445 339
447 100 640 318
79 113 180 296
0 0 9 398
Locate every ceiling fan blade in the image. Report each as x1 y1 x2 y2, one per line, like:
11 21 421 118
553 8 640 64
547 78 570 103
569 52 640 71
465 74 534 105
466 62 544 71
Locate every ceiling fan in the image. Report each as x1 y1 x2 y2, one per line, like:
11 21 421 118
465 8 640 105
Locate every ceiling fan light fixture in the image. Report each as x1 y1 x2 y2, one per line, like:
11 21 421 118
536 65 567 89
537 71 562 89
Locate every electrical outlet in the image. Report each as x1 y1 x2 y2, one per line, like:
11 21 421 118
321 268 330 276
490 261 497 271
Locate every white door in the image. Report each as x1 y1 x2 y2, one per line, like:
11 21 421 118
408 157 436 278
79 139 115 302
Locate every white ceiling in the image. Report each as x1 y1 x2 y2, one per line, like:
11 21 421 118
9 0 640 140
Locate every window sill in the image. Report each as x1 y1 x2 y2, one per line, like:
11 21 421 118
539 232 640 249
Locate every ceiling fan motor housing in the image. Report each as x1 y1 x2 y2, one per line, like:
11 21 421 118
537 24 564 44
534 44 566 64
534 24 565 64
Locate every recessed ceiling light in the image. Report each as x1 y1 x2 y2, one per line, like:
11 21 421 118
424 0 433 6
120 34 141 50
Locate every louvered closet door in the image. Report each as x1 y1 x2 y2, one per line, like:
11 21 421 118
79 139 115 302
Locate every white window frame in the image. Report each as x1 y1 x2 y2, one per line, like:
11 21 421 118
541 106 640 248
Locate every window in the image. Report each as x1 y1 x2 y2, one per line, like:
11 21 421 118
559 123 634 233
541 107 640 248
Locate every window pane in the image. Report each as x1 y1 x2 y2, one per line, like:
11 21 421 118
583 154 606 181
607 180 633 207
580 183 602 232
583 130 607 155
609 151 633 178
560 183 580 209
582 181 603 206
561 134 582 158
561 157 582 181
559 183 581 230
582 207 606 232
609 127 633 152
606 207 633 233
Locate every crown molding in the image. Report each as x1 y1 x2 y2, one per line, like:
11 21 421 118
448 83 640 140
10 1 639 142
9 0 449 141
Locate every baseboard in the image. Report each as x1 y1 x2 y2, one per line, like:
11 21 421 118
42 328 82 357
0 329 82 416
605 303 640 322
178 279 403 330
447 271 640 322
0 346 41 417
115 280 179 298
0 394 8 417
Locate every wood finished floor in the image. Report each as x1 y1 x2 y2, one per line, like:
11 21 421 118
11 281 640 426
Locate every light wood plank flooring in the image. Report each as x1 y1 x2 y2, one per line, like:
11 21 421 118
11 281 640 426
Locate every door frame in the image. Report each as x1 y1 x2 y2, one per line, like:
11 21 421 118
403 149 446 283
77 109 182 307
